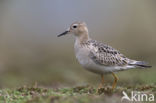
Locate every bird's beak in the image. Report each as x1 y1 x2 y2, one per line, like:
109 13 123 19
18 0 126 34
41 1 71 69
57 30 69 37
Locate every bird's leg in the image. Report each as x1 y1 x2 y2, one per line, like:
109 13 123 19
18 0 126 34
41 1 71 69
97 74 104 92
112 72 119 90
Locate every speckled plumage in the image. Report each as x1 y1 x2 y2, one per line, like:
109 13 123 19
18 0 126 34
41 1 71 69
74 39 137 74
83 39 129 66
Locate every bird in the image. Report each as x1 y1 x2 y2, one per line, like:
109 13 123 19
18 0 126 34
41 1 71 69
57 21 151 91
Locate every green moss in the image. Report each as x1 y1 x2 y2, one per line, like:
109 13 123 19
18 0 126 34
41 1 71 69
0 84 155 103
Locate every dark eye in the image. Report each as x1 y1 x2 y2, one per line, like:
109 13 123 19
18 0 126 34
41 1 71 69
73 25 77 28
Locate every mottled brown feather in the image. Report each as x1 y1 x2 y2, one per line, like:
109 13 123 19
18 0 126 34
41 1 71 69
85 40 129 66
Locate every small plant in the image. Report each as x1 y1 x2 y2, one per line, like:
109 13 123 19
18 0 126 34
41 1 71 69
0 84 155 103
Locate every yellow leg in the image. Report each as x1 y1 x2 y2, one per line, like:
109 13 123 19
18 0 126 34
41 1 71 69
112 72 119 90
97 74 104 92
99 74 104 88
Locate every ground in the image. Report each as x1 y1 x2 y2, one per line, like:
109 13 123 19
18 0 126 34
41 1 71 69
0 84 155 103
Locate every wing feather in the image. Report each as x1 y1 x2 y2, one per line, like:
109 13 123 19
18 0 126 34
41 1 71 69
88 40 129 66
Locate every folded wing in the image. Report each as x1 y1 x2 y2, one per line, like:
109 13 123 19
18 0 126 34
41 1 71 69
88 40 129 67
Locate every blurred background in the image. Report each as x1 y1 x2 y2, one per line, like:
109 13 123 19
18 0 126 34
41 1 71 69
0 0 155 88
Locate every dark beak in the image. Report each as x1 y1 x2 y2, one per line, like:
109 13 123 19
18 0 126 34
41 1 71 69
57 31 69 37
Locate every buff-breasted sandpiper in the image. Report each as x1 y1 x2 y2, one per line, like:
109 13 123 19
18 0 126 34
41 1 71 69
57 21 151 90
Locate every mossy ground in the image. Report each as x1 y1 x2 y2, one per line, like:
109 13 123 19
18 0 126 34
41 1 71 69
0 84 155 103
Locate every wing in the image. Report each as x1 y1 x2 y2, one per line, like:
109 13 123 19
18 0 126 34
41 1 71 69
88 40 129 66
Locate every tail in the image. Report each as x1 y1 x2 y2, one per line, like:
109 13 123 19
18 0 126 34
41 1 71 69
128 60 152 68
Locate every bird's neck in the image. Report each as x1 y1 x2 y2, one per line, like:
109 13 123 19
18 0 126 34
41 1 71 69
75 33 90 44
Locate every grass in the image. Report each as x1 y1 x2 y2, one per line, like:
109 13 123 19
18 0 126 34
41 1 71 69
0 84 155 103
0 67 155 103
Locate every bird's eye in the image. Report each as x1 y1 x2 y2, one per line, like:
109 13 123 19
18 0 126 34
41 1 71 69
73 25 77 28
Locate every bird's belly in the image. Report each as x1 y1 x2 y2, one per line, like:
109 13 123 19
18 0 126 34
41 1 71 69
75 48 113 74
82 60 114 74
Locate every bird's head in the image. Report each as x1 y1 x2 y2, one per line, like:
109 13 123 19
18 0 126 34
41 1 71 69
58 21 89 38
